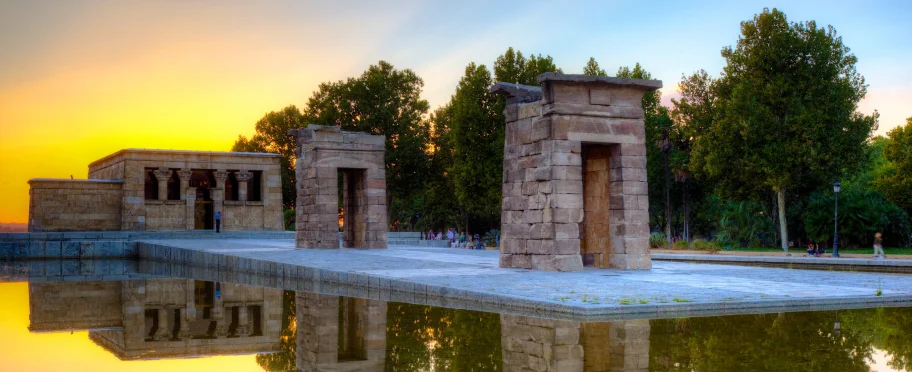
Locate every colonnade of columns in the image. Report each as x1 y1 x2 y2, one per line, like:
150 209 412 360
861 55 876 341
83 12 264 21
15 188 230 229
149 168 255 230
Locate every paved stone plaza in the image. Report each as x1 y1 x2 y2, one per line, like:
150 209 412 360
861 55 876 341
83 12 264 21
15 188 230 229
136 239 912 318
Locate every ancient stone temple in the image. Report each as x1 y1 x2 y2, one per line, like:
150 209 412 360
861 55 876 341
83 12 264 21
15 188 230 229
289 125 388 249
493 73 662 272
27 149 284 232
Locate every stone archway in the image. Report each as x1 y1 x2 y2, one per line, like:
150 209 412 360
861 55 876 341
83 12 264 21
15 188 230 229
492 73 661 271
289 125 388 249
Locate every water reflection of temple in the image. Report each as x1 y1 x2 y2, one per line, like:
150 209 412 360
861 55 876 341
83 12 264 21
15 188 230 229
501 315 650 372
28 279 283 360
296 293 387 372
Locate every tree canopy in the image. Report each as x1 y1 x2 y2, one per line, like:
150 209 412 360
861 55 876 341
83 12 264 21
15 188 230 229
688 8 878 249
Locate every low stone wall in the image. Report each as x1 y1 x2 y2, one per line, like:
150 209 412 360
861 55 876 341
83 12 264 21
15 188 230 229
28 179 123 232
0 231 295 260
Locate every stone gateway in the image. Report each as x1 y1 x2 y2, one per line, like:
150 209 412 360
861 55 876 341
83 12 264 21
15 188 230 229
289 125 388 249
493 73 662 272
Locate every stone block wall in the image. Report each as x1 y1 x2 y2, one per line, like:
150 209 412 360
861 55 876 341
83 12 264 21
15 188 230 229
501 315 651 372
580 320 651 372
501 314 584 371
290 125 387 249
493 73 661 271
28 179 123 232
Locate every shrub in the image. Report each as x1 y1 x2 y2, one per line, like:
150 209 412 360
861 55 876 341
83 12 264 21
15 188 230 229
673 239 690 250
649 232 668 248
692 239 719 252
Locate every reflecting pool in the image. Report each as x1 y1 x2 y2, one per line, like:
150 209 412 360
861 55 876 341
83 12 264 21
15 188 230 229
1 260 911 371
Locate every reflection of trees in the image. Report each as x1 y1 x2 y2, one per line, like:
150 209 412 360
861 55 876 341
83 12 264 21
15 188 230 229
879 308 912 372
385 302 502 371
256 290 296 371
855 308 912 372
650 311 874 371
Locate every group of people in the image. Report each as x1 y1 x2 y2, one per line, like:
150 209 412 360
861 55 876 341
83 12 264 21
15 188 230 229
806 232 887 259
425 228 486 250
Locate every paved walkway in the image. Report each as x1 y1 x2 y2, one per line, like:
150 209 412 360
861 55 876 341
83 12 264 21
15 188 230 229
138 239 912 319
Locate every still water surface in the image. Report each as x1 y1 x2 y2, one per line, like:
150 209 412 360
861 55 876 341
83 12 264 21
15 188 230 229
0 261 910 372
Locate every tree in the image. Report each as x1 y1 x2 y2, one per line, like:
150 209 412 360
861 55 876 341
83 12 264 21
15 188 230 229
583 57 607 76
232 105 305 208
876 117 912 222
447 63 503 231
303 61 432 223
493 47 561 85
671 70 717 243
689 8 877 251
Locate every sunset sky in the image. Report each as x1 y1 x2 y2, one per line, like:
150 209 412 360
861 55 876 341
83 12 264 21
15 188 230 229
1 0 910 223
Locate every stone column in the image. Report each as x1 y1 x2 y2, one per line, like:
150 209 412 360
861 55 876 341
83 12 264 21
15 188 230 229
176 169 192 200
155 307 170 341
178 307 191 339
212 284 226 338
212 170 228 189
152 168 172 201
237 305 249 337
234 171 253 202
185 187 197 230
212 170 228 219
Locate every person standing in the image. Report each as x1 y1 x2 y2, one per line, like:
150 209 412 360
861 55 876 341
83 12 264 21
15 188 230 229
215 211 222 233
873 232 885 259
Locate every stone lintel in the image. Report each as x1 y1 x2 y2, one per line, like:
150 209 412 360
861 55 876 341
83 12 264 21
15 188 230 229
536 72 663 91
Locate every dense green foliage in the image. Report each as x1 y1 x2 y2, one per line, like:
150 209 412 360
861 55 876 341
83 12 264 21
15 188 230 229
876 118 912 220
804 190 910 247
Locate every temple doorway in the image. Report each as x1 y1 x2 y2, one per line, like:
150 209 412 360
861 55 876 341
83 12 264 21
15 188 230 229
194 187 213 230
581 144 613 267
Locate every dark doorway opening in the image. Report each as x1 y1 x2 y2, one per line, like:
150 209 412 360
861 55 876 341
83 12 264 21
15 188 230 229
338 169 367 248
581 144 614 268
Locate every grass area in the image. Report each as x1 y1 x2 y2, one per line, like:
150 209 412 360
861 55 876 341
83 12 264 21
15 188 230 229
725 247 912 255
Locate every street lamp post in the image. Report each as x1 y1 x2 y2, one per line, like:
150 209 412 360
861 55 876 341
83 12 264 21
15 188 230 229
833 181 841 258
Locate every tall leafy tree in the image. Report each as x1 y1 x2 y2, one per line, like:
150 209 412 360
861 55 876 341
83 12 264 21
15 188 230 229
232 105 305 208
303 61 432 219
876 117 912 221
583 57 608 76
671 70 717 242
690 8 877 250
447 63 502 229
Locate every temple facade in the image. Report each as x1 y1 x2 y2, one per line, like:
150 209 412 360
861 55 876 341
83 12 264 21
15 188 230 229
28 149 284 232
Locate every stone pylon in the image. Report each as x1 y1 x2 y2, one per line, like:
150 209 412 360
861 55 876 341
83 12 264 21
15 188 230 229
289 125 388 249
493 73 662 271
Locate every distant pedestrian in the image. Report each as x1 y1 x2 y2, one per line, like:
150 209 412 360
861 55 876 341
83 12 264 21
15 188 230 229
215 211 222 233
459 231 467 248
873 232 885 259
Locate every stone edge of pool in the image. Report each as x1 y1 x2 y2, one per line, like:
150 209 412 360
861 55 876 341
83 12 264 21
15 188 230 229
134 241 912 320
